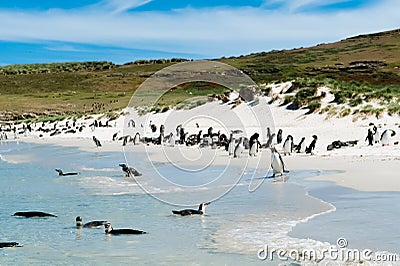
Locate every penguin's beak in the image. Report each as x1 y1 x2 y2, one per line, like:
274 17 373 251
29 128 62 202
205 202 210 205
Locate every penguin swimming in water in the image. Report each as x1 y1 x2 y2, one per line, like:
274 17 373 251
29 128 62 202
233 137 244 158
172 202 210 216
104 223 146 235
55 169 78 176
119 163 142 177
295 137 306 153
283 135 293 155
381 129 396 146
76 216 107 228
270 147 287 180
0 242 21 248
13 211 57 218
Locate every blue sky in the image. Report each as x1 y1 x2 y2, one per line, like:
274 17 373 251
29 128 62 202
0 0 398 65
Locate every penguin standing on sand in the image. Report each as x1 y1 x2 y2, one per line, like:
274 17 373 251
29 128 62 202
265 133 276 148
168 132 175 147
306 135 318 154
249 133 261 156
133 133 140 145
276 129 283 144
381 129 396 146
283 135 294 155
295 137 306 153
366 129 374 146
92 136 102 147
228 134 235 156
234 137 244 158
373 126 380 144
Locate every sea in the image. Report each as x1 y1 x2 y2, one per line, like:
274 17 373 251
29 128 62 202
1 141 399 265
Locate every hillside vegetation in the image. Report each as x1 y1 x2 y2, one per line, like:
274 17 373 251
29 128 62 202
1 29 399 121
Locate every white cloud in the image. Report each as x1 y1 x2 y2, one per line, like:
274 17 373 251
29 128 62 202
93 0 153 14
265 0 353 12
0 0 398 58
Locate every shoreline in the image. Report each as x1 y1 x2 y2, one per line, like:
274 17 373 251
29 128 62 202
9 134 400 193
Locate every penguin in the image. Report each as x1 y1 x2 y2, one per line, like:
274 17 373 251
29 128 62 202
373 126 380 144
306 135 318 154
55 169 78 176
13 211 57 218
265 133 276 148
270 147 287 179
172 202 210 216
122 135 129 146
366 129 374 146
0 242 21 248
381 129 396 146
266 127 272 141
295 137 306 153
104 223 146 235
249 133 260 157
168 132 175 147
119 163 142 177
133 133 140 145
92 136 102 147
228 134 235 156
276 129 283 144
233 137 244 158
283 135 293 155
76 216 107 228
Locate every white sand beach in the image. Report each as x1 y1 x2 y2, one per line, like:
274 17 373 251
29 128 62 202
9 86 399 193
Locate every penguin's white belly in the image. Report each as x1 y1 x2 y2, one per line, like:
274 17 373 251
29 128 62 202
234 146 244 157
249 142 257 156
271 154 283 174
283 140 292 154
169 136 175 146
381 133 390 145
374 132 380 142
228 142 235 155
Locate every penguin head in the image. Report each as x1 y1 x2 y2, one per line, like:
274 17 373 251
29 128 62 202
55 169 63 175
76 216 83 227
104 223 113 233
198 202 210 212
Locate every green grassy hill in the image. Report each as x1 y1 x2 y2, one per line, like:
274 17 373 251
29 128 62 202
1 29 399 121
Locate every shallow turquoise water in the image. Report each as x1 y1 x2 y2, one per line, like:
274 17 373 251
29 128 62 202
2 141 389 265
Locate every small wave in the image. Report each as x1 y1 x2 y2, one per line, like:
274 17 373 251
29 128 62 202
80 167 119 172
